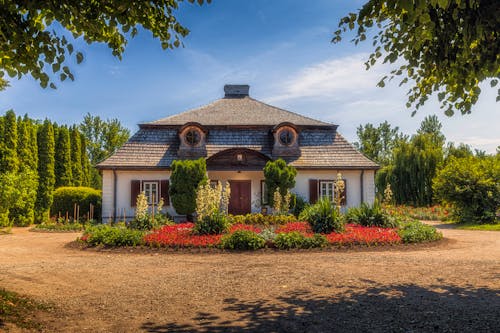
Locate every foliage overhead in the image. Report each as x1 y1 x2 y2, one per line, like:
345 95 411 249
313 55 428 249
333 0 500 116
0 0 210 90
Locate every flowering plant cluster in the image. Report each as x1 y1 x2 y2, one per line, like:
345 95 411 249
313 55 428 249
141 221 402 248
325 224 401 245
144 223 222 248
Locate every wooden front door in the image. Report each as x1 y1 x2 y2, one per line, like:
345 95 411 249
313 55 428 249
228 180 251 215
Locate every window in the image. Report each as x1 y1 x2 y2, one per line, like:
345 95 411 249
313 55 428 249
279 129 294 146
185 129 201 146
319 181 334 202
142 181 159 204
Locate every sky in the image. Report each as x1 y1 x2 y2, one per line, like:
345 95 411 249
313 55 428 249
1 0 498 153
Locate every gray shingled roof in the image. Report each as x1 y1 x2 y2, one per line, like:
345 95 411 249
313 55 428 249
97 127 379 169
145 96 332 127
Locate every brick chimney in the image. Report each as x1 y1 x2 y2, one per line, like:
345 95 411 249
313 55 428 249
224 84 249 98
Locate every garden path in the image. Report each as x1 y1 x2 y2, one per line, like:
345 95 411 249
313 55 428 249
0 223 498 332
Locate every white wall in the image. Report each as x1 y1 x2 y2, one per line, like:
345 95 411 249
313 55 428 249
101 168 376 221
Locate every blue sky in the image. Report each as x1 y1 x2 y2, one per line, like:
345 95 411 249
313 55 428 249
1 0 498 152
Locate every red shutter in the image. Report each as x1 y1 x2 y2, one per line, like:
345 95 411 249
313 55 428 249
130 180 141 207
309 179 318 204
160 180 169 206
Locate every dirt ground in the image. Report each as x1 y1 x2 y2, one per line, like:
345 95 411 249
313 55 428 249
0 222 499 333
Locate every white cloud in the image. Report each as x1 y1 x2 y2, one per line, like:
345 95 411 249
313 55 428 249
266 53 384 103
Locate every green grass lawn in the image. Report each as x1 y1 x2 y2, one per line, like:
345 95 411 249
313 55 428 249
455 223 500 231
0 288 50 330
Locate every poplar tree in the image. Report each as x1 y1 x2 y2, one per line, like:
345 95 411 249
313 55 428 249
54 125 72 188
35 120 55 223
26 115 39 171
70 126 83 186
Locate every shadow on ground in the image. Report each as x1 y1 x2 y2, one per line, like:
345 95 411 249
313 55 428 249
141 283 500 332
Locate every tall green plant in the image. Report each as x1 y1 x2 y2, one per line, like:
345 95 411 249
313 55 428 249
1 110 18 172
54 126 72 188
169 158 207 220
263 158 297 206
70 126 83 186
35 120 56 223
299 198 344 233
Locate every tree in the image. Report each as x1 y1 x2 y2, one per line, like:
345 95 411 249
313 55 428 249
354 121 402 165
26 115 39 172
0 0 210 90
333 0 499 116
417 115 446 147
434 155 499 224
79 113 130 188
54 126 72 188
1 110 18 172
70 126 83 186
35 120 56 223
80 133 91 187
444 142 474 163
169 158 207 220
263 158 297 206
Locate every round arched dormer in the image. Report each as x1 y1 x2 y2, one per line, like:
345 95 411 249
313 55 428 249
272 123 300 157
178 122 207 157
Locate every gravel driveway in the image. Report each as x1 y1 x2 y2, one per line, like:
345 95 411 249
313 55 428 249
0 222 499 332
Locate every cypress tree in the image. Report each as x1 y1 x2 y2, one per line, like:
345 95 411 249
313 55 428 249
25 114 38 172
70 126 83 186
0 116 4 170
54 125 72 188
80 132 91 187
35 120 55 223
1 110 18 172
17 116 31 170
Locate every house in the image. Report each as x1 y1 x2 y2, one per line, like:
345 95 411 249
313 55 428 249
97 85 378 221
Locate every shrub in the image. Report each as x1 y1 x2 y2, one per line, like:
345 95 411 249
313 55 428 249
51 187 101 221
433 156 499 224
397 220 443 243
274 231 328 249
33 222 82 232
220 230 265 250
291 194 307 217
263 158 297 206
228 213 297 226
346 202 399 228
194 211 229 235
169 158 207 220
82 224 144 246
299 198 344 233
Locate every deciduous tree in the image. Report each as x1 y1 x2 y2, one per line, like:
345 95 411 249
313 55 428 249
333 0 499 116
0 0 210 90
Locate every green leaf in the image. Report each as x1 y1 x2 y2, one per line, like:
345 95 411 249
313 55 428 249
76 52 84 64
490 79 498 87
49 82 57 89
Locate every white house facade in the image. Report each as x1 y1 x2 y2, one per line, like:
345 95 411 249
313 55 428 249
97 85 378 221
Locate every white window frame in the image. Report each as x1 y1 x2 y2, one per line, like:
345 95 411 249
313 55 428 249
319 180 335 202
142 181 159 204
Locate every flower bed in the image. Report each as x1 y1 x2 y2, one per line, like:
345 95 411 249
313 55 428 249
141 222 402 248
385 205 450 221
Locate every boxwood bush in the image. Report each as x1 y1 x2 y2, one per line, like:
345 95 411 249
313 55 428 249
274 232 328 249
397 220 443 243
51 187 101 221
194 211 229 235
220 230 265 250
82 224 144 246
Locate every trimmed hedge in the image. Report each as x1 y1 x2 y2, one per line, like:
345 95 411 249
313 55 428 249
51 187 101 220
220 230 265 250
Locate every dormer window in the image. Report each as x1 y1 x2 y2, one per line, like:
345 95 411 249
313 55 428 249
279 129 294 146
185 129 201 146
272 122 300 157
